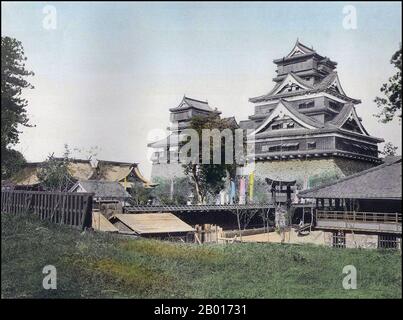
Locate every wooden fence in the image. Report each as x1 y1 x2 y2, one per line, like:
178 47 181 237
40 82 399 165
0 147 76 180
1 190 93 229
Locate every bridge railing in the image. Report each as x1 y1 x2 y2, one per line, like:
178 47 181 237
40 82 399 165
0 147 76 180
316 210 402 224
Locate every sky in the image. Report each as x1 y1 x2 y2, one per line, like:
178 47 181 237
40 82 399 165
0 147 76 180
2 1 402 178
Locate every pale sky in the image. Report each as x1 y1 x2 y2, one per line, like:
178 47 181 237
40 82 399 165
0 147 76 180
2 1 402 178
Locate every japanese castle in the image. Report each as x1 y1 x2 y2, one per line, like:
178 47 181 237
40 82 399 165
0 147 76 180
149 40 383 188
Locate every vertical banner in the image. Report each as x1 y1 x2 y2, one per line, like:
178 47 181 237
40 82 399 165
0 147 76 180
239 177 246 204
170 179 174 201
248 171 255 202
230 179 236 204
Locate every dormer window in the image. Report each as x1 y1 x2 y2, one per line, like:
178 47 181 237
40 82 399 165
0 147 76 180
307 141 316 149
299 101 314 109
329 101 340 111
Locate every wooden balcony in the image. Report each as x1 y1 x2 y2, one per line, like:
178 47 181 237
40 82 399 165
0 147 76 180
316 210 402 233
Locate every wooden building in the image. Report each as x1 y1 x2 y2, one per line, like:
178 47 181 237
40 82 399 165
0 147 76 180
298 157 402 249
6 159 94 191
239 40 383 188
148 95 238 181
91 160 157 192
6 158 154 193
110 213 195 241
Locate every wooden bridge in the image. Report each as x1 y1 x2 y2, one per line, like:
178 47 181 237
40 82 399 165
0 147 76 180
124 203 315 213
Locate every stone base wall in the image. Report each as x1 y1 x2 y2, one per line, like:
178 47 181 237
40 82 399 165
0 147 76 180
346 233 378 249
151 162 186 182
323 231 402 249
323 231 379 249
254 157 375 188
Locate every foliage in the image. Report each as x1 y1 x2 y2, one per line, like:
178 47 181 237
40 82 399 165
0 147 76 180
380 142 398 157
37 145 74 191
374 45 402 123
150 177 190 205
250 177 270 204
1 36 34 178
2 212 401 298
182 115 240 204
130 182 153 205
1 148 26 180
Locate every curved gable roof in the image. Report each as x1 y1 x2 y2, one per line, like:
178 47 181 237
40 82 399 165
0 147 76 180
250 99 323 135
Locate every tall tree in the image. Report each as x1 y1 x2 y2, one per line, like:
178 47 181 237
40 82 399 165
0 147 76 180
182 115 240 204
37 145 74 192
374 45 402 123
1 36 34 178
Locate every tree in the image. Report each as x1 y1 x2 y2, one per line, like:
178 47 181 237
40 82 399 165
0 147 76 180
182 115 240 204
380 142 398 157
37 145 74 191
374 45 402 123
1 148 26 179
1 36 34 178
150 177 190 205
130 182 152 205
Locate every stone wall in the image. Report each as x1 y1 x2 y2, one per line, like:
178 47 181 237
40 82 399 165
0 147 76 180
254 157 375 189
346 233 378 249
323 231 333 247
150 162 186 182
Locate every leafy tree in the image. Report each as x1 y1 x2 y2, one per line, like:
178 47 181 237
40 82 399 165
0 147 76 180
380 142 398 157
1 148 26 179
150 177 190 205
1 36 34 178
130 182 153 205
374 45 402 123
37 145 74 191
182 115 240 204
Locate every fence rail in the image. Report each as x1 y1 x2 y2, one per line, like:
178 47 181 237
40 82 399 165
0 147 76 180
1 190 93 229
316 210 402 224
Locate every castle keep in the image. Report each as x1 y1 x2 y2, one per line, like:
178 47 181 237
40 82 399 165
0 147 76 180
149 41 383 190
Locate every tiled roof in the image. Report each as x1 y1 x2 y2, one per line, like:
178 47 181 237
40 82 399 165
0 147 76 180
170 96 218 113
299 157 402 199
111 213 194 234
249 72 360 104
10 160 94 186
279 99 325 129
72 180 131 199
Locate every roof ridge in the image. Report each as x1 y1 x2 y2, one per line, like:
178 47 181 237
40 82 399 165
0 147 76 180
184 96 208 104
295 40 315 52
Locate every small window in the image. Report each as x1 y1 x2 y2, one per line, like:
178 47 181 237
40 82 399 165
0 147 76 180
287 122 295 129
329 101 340 110
307 141 316 149
378 234 398 249
332 231 346 248
269 145 282 152
299 101 314 109
272 123 282 130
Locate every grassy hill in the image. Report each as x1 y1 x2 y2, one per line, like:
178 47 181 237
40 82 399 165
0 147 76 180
1 212 401 298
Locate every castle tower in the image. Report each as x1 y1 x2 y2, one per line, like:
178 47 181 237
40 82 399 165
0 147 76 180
148 96 222 181
239 40 383 189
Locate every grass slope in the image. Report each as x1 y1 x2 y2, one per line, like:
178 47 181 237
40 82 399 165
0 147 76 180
1 213 401 298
